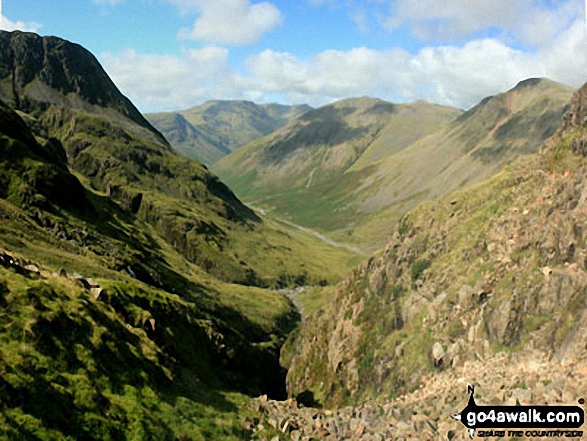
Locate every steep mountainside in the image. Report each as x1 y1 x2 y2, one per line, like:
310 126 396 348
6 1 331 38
284 82 587 410
0 31 166 145
147 100 312 165
0 31 359 287
214 80 573 251
0 100 298 439
0 31 360 438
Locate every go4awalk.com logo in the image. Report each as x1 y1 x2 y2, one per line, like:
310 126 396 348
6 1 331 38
452 386 585 438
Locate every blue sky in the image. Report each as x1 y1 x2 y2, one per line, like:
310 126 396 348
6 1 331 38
3 0 587 112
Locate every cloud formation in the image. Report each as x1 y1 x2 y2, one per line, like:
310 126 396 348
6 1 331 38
102 47 240 111
0 15 42 32
102 16 587 113
170 0 282 45
385 0 581 45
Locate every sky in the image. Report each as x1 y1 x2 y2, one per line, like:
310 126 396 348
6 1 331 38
2 0 587 113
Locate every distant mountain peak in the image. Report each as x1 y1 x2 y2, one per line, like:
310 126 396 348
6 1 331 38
147 100 312 165
513 77 544 90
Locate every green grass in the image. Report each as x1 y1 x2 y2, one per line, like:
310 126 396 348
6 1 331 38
410 259 430 280
33 106 360 288
296 286 337 317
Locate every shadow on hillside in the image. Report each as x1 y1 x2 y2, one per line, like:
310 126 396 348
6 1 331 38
263 105 373 164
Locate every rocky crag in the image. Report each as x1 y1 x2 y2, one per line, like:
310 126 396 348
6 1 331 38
250 350 587 440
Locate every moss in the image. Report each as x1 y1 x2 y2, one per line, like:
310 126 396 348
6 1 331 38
411 259 430 281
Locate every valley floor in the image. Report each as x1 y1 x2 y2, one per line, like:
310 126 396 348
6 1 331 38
249 204 366 256
248 350 587 440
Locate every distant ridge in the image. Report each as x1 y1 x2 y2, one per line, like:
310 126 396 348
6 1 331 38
147 100 312 165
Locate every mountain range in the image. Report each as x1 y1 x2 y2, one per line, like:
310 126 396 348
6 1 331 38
0 30 355 440
213 79 572 251
146 101 312 165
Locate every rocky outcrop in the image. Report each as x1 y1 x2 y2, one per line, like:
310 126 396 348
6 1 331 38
251 350 587 440
562 83 587 156
563 83 587 132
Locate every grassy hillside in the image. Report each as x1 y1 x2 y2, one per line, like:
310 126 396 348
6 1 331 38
214 80 573 252
212 97 460 249
284 82 587 408
0 98 298 439
147 101 312 166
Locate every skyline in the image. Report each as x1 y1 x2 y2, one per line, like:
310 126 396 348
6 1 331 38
2 0 587 113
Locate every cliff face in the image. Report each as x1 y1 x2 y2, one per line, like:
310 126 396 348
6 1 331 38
563 83 587 157
285 83 587 407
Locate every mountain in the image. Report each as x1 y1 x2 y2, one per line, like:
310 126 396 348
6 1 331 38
0 100 298 439
283 82 587 410
0 30 358 439
0 30 166 146
0 31 358 287
146 100 312 165
213 80 573 252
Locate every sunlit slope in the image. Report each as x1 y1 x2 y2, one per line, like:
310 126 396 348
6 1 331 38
0 31 362 438
0 96 299 439
0 30 359 286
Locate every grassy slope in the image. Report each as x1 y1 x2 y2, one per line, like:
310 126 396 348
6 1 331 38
284 88 587 407
0 103 298 439
0 28 360 286
31 104 358 288
342 78 574 248
212 98 461 249
146 101 312 166
214 80 573 252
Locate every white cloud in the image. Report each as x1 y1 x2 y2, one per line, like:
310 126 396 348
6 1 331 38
170 0 282 45
101 46 242 112
101 19 587 113
0 15 42 32
385 0 581 46
350 10 369 33
240 21 587 109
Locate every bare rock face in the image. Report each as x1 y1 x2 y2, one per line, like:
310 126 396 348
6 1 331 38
562 83 587 156
563 83 587 132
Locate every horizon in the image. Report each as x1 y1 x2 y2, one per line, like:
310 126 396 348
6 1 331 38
2 1 587 113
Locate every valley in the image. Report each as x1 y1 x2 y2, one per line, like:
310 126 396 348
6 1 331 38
0 27 586 441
